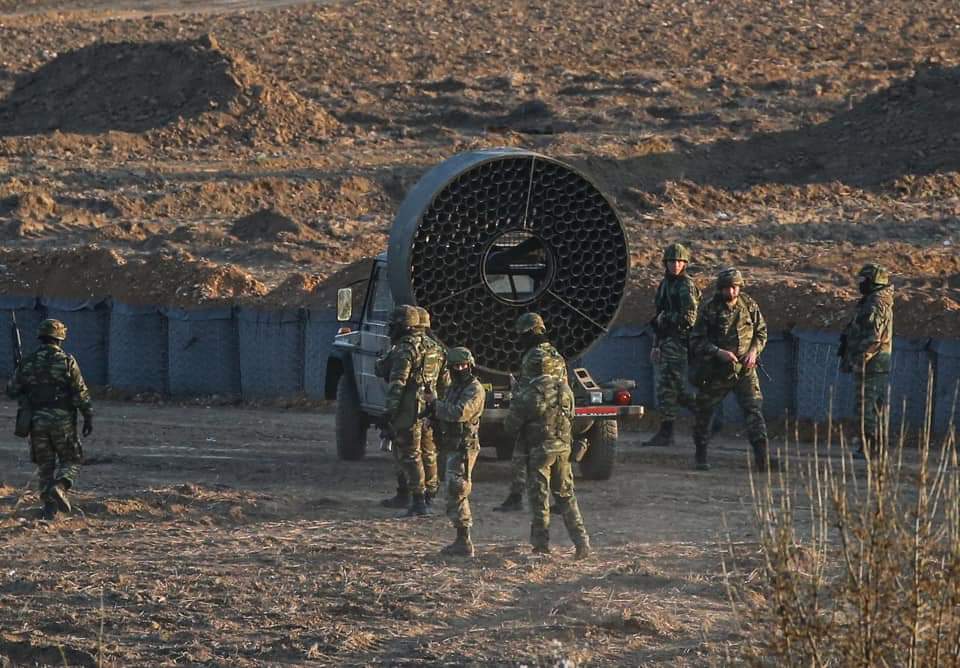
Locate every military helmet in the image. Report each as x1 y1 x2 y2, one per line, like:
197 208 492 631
414 306 431 329
447 346 475 367
716 267 744 288
515 312 546 335
662 242 691 263
391 304 419 328
857 263 890 286
38 318 67 341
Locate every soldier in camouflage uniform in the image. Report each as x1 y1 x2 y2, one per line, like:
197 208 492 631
382 305 431 516
689 268 774 472
413 306 448 498
7 319 93 520
427 347 485 557
494 312 567 513
643 242 701 447
839 264 894 458
505 351 590 559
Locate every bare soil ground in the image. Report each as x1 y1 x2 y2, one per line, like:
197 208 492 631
1 400 771 666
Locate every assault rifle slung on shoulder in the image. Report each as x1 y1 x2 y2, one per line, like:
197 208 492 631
10 312 31 438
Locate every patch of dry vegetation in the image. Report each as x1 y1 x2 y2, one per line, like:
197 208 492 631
726 384 960 665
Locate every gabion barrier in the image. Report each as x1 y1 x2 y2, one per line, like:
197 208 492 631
238 309 304 398
0 297 956 435
166 307 241 396
108 303 168 393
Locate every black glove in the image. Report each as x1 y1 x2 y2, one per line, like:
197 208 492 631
82 415 93 437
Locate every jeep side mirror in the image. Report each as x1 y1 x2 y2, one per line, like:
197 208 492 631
337 288 353 321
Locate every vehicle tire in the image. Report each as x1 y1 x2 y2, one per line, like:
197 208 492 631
579 419 617 480
336 374 368 461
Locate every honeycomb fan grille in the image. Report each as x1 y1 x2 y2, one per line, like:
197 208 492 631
398 151 628 373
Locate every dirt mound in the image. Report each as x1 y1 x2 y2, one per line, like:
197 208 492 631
0 34 340 148
231 207 310 241
0 246 267 306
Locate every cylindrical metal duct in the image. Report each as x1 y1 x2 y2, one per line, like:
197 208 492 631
388 148 628 374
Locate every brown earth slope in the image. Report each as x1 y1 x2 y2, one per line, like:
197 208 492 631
0 0 956 334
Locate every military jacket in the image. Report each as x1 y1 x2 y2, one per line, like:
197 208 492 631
842 285 894 373
518 342 567 386
7 343 93 423
505 374 575 454
690 292 767 383
385 334 425 430
654 273 700 342
434 374 485 449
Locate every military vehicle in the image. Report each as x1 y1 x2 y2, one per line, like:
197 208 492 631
325 148 641 480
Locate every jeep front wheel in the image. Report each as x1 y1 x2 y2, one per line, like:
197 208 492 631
579 419 617 480
335 374 368 460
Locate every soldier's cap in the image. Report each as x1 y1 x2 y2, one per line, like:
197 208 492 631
38 318 68 341
515 312 546 335
716 267 744 288
857 263 890 286
413 306 431 329
390 304 419 328
447 346 475 367
662 242 691 263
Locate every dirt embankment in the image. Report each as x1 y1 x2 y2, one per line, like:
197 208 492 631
0 0 954 335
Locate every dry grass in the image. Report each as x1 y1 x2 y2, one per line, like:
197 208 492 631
725 379 960 666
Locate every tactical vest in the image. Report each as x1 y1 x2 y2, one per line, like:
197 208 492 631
440 378 482 444
25 349 74 411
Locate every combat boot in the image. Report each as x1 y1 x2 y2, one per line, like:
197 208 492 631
493 492 523 512
441 527 475 557
641 420 674 447
751 439 780 473
424 489 437 508
381 475 410 509
574 539 592 561
50 480 72 514
531 543 551 555
401 494 430 518
40 500 58 521
694 439 710 471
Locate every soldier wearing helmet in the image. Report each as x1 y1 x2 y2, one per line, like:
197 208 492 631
494 312 568 513
426 346 485 557
839 263 894 458
381 304 433 516
6 319 93 521
643 243 701 448
412 305 447 502
504 344 591 559
688 268 775 472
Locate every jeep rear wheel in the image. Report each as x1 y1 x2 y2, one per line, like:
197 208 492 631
579 419 617 480
336 374 368 460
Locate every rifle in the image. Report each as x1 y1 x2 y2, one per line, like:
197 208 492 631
10 312 31 438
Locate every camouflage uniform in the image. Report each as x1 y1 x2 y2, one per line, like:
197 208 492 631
433 347 486 556
505 365 590 558
414 307 448 495
7 320 93 518
645 243 700 447
384 306 431 515
689 268 771 470
840 264 894 454
496 313 568 512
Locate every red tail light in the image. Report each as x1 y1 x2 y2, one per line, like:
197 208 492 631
337 326 352 335
614 389 632 405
